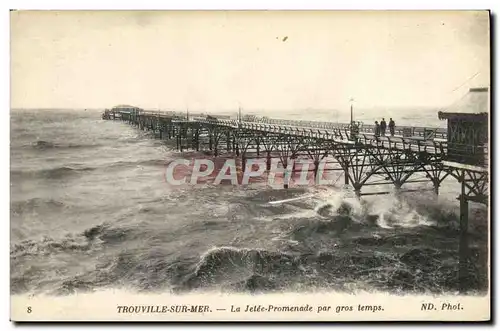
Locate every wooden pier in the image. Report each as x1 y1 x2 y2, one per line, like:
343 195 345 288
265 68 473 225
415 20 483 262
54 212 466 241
102 93 489 292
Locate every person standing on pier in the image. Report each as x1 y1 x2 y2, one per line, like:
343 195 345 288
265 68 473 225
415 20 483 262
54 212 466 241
389 118 395 136
380 118 387 136
374 121 381 137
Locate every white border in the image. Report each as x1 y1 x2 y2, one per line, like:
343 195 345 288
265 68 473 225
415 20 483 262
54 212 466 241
3 0 500 10
3 1 498 330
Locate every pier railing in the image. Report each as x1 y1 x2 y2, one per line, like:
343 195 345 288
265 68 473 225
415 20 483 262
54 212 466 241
111 106 489 188
114 109 452 145
122 109 447 140
186 117 448 141
111 105 489 178
178 118 452 157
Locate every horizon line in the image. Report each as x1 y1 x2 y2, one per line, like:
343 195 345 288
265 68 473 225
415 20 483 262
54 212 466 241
11 105 447 112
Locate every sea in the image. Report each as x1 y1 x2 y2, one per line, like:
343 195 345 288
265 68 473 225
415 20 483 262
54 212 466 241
10 108 489 298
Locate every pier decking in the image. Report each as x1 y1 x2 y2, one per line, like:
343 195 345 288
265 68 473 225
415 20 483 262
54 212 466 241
103 107 487 198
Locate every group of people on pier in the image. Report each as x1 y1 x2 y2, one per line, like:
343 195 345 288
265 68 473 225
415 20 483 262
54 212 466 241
374 118 395 137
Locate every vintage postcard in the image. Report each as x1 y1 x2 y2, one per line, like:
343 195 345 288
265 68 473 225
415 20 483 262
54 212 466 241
10 10 490 322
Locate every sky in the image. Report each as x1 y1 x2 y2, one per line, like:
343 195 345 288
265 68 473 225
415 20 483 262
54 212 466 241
10 10 490 112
